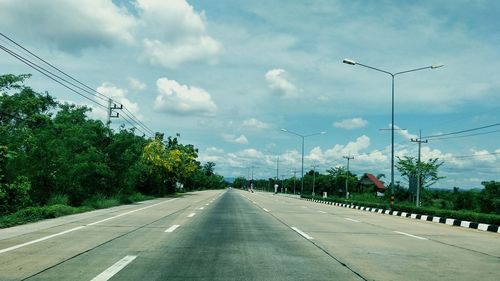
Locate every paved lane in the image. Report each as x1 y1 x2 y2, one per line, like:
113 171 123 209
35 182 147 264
2 189 498 280
246 191 500 281
1 189 364 280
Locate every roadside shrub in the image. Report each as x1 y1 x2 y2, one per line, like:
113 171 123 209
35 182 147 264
82 194 120 209
47 194 70 206
303 194 500 226
0 176 31 215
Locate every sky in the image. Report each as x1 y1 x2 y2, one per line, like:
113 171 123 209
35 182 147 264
0 0 499 189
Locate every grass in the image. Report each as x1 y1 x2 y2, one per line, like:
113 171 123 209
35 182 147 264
302 194 500 226
0 192 155 229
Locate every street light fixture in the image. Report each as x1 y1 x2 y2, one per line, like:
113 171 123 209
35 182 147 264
281 128 326 195
343 58 443 205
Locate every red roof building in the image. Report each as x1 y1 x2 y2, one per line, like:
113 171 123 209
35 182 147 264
358 173 385 193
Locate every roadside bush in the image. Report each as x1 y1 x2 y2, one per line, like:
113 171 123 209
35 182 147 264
303 194 500 226
82 194 120 209
47 194 70 206
0 176 31 215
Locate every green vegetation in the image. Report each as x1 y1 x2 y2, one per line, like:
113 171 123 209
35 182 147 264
235 157 499 225
0 74 226 228
301 194 500 226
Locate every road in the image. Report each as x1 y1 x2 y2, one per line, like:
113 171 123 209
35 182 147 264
0 189 498 281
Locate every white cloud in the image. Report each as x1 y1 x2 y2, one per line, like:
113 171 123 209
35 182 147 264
265 68 298 98
395 125 418 140
222 134 249 145
0 0 136 53
242 118 272 130
154 77 217 116
333 117 368 129
128 77 147 92
136 0 221 68
96 82 142 119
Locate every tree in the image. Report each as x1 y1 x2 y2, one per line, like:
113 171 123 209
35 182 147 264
396 156 444 188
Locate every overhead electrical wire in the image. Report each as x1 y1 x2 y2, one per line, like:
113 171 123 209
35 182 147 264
423 122 500 139
0 44 108 110
0 33 156 137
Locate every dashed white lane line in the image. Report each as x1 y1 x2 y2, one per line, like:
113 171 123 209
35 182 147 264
344 218 360 223
318 211 327 214
205 203 210 206
198 207 205 210
263 208 270 212
0 199 178 255
90 255 137 281
291 227 314 240
165 225 181 233
394 231 427 240
187 213 196 218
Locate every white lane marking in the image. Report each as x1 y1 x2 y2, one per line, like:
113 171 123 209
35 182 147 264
318 211 327 214
198 207 205 210
205 203 210 206
394 231 427 240
291 227 314 240
0 199 177 255
165 225 181 233
263 208 270 212
187 213 196 218
90 255 137 281
344 218 360 223
87 199 178 226
301 206 307 209
0 226 85 254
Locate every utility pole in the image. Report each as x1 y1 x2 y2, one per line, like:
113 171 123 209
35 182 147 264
276 155 279 183
291 169 297 194
411 130 428 207
311 164 319 196
107 98 122 134
343 154 354 199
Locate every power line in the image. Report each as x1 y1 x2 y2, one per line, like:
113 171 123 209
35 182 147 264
428 128 500 141
423 122 500 139
0 33 157 136
0 44 108 110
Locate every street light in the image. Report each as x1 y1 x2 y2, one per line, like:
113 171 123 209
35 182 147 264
281 128 326 195
343 58 443 205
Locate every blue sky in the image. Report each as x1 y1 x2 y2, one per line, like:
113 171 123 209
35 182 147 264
0 0 499 189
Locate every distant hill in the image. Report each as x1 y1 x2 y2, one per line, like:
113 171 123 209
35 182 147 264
224 177 235 184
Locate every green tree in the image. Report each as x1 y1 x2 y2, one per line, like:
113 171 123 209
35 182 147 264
396 156 444 188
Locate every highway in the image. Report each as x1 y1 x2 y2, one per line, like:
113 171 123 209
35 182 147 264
0 189 498 281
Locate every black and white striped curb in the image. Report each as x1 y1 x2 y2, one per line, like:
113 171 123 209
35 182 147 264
302 198 500 234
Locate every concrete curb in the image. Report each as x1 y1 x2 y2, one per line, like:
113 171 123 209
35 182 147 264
302 198 500 234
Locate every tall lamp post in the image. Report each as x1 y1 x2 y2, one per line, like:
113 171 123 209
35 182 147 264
281 129 326 195
342 59 443 205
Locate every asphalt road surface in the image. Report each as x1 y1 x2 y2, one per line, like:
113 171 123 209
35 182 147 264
0 189 498 281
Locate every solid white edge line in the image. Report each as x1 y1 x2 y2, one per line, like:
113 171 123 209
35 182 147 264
394 231 427 240
344 218 360 223
165 225 181 233
87 198 177 226
187 213 196 218
291 227 314 240
0 226 85 254
0 199 177 255
90 255 137 281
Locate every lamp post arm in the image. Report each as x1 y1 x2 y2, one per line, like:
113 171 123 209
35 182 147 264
355 62 393 76
394 66 433 76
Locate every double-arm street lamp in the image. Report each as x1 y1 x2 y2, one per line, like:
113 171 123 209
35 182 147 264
281 129 326 195
342 58 443 205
